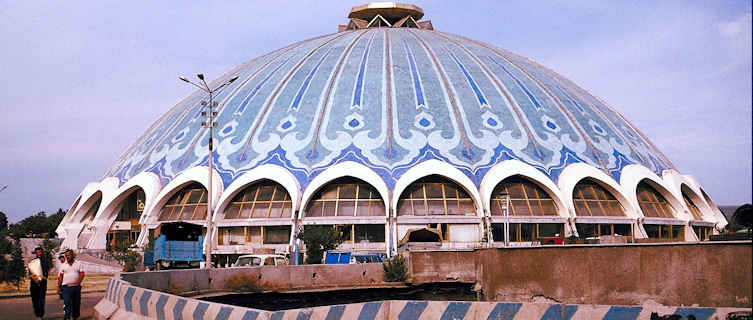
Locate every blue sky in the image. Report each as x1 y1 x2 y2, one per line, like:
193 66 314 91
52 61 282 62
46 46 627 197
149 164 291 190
0 1 750 222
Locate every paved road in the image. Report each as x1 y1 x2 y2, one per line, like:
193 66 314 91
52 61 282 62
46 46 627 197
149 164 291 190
0 292 103 319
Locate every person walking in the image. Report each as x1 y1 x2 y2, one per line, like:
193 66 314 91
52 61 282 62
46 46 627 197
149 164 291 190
57 249 84 320
27 246 51 320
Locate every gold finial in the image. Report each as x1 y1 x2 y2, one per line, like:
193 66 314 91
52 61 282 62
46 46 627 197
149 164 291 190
339 2 432 32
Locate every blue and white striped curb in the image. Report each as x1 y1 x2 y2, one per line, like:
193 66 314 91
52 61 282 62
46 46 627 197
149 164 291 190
97 277 751 320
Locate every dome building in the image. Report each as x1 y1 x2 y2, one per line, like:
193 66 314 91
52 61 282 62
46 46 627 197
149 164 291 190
57 2 727 262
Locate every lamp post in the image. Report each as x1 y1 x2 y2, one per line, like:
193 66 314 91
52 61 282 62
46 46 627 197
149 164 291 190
179 74 238 269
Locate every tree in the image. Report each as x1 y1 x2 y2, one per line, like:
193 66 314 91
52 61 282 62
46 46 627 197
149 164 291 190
4 240 26 288
7 209 67 239
41 238 59 268
297 225 342 264
732 204 753 238
0 211 7 231
46 209 66 237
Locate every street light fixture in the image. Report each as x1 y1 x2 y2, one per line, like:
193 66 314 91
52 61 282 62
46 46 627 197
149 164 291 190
179 74 238 269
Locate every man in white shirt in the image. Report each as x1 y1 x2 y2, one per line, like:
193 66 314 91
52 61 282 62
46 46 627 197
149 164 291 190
57 249 84 320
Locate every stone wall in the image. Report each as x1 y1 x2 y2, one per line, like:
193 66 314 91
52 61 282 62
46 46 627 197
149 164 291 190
121 263 389 294
408 241 752 307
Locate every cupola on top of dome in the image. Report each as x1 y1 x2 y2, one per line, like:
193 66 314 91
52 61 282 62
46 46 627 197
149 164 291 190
339 2 434 31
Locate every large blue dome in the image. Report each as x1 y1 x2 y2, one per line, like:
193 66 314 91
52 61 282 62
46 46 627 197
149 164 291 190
104 27 673 191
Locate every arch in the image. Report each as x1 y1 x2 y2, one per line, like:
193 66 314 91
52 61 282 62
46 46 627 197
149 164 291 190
479 159 568 217
85 172 162 249
661 170 714 221
699 188 728 230
558 163 638 218
303 177 387 218
620 164 685 220
681 184 707 221
60 189 103 250
391 159 482 217
300 161 390 219
142 166 223 225
216 164 301 221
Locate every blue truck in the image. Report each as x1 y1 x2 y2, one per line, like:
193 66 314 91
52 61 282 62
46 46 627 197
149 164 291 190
147 222 205 270
324 252 383 264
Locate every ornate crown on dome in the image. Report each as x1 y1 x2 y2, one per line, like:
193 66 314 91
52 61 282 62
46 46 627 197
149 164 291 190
339 2 434 31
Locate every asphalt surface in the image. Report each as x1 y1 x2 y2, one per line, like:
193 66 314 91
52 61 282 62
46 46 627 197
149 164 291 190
0 292 103 319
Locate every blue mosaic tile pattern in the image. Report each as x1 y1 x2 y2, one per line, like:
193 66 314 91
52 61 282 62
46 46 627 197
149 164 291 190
103 29 675 190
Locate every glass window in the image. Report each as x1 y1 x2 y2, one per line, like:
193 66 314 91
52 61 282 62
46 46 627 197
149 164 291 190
681 186 703 220
613 224 631 237
246 226 262 243
573 179 625 217
491 176 557 216
158 183 207 221
672 225 684 241
538 224 561 237
644 224 660 239
636 181 675 218
223 180 293 219
305 178 386 217
354 224 385 243
576 224 596 239
263 226 291 244
397 175 475 216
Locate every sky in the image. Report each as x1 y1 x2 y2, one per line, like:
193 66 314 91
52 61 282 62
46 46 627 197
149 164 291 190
0 1 750 223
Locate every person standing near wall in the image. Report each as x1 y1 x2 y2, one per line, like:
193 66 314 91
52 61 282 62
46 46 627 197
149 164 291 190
27 246 51 320
57 249 84 320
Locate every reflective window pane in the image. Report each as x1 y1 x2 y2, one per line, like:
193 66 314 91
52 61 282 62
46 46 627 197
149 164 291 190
225 204 241 219
264 226 290 244
339 184 357 199
338 201 356 216
252 202 270 218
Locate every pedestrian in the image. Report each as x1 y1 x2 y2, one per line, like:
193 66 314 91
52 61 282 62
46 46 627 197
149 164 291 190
57 249 84 320
27 246 51 320
57 253 65 300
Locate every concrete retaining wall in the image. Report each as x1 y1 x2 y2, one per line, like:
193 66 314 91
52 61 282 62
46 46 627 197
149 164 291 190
121 263 388 294
408 241 752 307
96 277 751 319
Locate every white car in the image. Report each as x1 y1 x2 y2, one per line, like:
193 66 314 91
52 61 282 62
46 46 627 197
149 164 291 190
232 254 288 267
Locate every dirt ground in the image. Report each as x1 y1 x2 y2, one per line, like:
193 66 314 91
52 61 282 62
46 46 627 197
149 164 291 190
0 273 113 296
0 292 103 319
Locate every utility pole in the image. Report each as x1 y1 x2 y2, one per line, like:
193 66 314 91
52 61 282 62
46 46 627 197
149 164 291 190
179 74 238 269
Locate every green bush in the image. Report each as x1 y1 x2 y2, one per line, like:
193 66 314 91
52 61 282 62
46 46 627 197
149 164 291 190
108 238 141 272
2 240 26 288
383 254 407 282
298 225 342 264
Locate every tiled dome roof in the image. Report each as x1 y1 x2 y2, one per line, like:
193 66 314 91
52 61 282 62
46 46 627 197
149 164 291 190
104 20 674 192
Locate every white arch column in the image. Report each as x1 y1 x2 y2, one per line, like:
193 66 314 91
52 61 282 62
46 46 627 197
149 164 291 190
138 166 224 248
620 165 697 241
212 164 301 258
558 163 643 239
298 161 391 257
479 159 573 239
85 172 162 250
391 159 484 250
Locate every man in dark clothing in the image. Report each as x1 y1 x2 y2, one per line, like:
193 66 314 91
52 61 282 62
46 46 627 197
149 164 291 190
28 246 51 320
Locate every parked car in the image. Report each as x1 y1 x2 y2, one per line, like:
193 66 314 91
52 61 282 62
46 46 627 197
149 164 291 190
232 254 288 267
